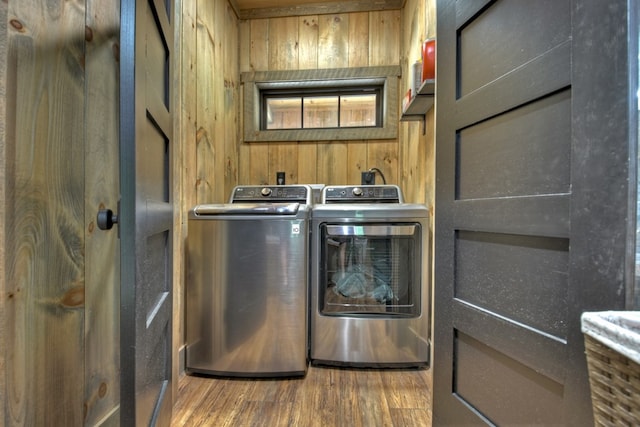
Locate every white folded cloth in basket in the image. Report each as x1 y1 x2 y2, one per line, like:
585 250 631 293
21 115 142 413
581 311 640 365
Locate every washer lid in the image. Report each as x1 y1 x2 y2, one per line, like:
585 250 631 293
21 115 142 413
192 203 300 216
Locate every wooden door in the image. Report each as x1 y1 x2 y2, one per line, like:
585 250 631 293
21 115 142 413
433 0 633 425
119 0 174 424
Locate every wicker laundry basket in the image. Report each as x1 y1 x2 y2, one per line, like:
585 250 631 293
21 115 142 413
581 311 640 426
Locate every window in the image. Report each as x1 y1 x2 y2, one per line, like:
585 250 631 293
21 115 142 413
262 86 382 130
242 66 401 142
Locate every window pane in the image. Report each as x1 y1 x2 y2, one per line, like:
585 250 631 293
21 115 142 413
340 94 377 127
266 98 302 129
304 96 338 128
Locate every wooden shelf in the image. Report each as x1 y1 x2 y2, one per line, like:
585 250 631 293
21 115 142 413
400 79 435 122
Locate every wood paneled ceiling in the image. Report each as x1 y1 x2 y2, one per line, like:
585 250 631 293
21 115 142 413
236 0 344 9
232 0 403 19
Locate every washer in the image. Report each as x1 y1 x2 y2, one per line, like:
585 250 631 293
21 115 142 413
310 185 430 367
185 185 312 377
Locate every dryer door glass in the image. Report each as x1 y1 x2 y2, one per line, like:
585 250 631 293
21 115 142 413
319 223 422 317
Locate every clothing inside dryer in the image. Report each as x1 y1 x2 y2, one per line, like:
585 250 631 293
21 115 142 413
320 224 420 316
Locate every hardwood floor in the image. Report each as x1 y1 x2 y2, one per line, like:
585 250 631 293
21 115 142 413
172 365 433 426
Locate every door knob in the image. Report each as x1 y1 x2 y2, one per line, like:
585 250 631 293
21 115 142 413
97 208 119 230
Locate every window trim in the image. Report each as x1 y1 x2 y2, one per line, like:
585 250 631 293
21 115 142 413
241 66 401 142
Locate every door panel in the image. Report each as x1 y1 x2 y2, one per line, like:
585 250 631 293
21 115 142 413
455 231 569 339
454 331 564 424
434 0 632 425
457 0 570 97
457 90 571 199
120 0 174 425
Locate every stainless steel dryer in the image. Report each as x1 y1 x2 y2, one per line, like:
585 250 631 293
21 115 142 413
185 185 312 377
310 185 430 367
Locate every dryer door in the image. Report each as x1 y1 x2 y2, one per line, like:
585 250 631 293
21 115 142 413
319 223 422 317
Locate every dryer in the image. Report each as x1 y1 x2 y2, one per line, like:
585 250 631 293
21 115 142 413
310 185 430 367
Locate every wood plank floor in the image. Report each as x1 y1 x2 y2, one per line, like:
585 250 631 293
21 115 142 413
172 366 433 426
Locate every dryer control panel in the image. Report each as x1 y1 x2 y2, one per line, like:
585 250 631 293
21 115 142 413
322 185 403 203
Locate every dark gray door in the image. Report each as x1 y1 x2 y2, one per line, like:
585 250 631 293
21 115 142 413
120 0 174 424
433 0 633 425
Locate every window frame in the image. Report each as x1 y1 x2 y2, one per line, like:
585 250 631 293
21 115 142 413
241 66 401 142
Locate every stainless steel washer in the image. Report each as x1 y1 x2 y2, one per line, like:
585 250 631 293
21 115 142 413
310 185 430 367
185 185 312 377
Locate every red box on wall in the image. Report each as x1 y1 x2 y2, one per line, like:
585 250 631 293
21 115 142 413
422 38 436 81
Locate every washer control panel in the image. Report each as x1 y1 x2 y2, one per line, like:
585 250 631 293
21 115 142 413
231 185 311 203
322 185 403 203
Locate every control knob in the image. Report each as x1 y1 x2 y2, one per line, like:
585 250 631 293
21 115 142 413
261 187 272 196
352 187 363 197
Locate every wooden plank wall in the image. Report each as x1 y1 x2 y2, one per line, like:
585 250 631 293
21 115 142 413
235 2 435 205
238 10 407 193
1 0 7 423
4 0 121 424
400 0 435 207
175 0 197 409
3 0 237 422
83 0 121 424
5 1 87 424
194 0 240 204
